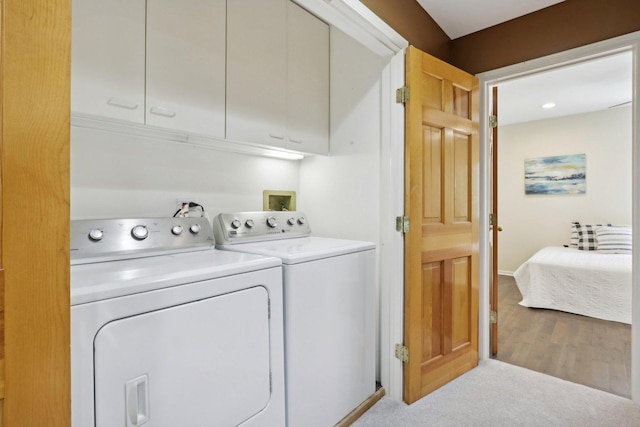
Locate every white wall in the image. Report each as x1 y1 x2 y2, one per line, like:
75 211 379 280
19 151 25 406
71 126 300 220
498 106 632 273
299 28 385 244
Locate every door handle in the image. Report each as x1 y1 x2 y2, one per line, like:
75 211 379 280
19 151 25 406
107 98 139 110
490 225 503 232
126 375 149 426
149 106 176 118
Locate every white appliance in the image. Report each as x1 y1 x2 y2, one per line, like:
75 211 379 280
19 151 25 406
213 211 376 427
71 217 286 427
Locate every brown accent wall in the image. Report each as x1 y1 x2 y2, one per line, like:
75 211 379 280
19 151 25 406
451 0 640 74
360 0 451 62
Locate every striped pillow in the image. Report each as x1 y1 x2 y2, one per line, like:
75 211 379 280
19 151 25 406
570 221 580 248
595 226 632 254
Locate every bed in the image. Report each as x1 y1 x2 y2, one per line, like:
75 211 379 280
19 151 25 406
513 246 632 324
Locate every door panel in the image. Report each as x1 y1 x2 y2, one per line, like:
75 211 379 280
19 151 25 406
404 45 479 404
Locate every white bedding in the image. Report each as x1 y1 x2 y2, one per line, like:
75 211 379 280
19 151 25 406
513 246 631 324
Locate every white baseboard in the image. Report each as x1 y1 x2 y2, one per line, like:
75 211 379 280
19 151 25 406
498 270 514 276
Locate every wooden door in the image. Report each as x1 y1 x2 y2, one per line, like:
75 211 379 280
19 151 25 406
490 86 500 355
404 46 479 404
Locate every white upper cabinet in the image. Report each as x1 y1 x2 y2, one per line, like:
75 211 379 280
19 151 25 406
226 0 288 149
227 0 329 155
146 0 226 137
286 1 329 155
73 0 328 155
71 0 146 123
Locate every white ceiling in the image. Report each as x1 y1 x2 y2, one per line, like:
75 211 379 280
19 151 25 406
497 51 633 126
416 0 566 39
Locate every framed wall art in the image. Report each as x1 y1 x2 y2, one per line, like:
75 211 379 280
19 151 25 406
524 153 586 195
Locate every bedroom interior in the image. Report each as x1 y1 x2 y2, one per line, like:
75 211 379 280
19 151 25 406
495 51 633 397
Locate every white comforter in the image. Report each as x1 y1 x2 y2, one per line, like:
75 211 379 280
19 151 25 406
513 246 631 324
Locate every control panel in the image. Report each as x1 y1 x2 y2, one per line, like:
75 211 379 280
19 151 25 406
71 217 214 264
213 211 311 244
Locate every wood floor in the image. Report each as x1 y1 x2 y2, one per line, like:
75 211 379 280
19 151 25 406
493 275 631 398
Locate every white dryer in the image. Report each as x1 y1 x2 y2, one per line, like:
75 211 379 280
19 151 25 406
71 217 286 427
213 212 376 427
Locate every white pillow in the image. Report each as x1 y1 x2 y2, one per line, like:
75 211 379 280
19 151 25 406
570 221 579 248
595 226 632 254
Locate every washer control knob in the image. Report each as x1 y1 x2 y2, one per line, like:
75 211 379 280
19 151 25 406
287 217 296 226
297 217 306 225
131 225 149 240
245 219 255 228
190 223 201 234
88 229 103 241
171 225 183 236
266 216 278 228
231 219 242 229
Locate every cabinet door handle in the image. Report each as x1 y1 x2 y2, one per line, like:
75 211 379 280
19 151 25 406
269 130 285 140
107 98 139 110
289 136 303 144
149 106 176 118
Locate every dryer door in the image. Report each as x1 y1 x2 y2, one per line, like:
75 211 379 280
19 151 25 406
94 286 271 427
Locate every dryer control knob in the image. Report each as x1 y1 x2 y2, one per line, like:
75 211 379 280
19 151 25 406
287 217 296 226
297 217 306 225
131 225 149 240
266 216 278 228
190 223 201 234
245 219 255 228
231 219 242 229
171 225 183 236
88 229 103 241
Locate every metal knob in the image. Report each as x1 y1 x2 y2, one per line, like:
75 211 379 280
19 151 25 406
171 225 183 235
231 219 242 229
190 224 201 234
88 229 103 241
245 219 255 228
266 216 278 228
297 217 306 225
131 225 149 240
287 217 296 226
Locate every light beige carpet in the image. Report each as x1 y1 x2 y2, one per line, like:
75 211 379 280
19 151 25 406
353 360 640 426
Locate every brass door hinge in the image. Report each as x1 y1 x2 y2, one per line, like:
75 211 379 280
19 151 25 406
489 115 498 128
395 344 409 363
489 213 497 227
490 310 497 324
396 86 410 104
395 216 410 234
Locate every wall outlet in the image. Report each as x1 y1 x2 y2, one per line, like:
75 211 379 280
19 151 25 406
175 197 193 210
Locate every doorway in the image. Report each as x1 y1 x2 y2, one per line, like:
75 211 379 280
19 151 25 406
478 32 640 403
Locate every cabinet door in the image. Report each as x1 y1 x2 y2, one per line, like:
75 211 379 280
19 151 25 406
226 0 287 148
71 0 145 123
286 1 330 155
146 0 226 137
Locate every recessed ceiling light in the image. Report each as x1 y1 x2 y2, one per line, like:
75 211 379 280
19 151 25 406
542 102 556 109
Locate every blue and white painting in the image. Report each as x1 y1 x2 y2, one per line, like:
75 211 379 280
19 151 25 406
524 154 586 195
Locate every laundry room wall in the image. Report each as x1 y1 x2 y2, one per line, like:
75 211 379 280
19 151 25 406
71 126 301 220
299 28 385 246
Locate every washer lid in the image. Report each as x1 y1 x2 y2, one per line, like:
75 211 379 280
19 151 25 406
218 236 375 264
71 249 280 305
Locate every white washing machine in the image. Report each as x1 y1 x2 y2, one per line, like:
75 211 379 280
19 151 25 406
71 217 286 427
213 211 376 427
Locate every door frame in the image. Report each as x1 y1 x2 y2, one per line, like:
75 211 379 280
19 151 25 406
477 30 640 404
